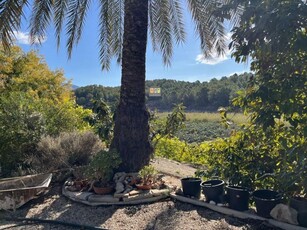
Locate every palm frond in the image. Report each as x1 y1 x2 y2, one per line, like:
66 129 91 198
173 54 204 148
98 0 112 70
169 0 185 45
66 0 91 59
30 0 53 44
65 0 80 58
54 0 68 48
150 0 173 66
149 0 187 65
76 0 91 43
0 0 28 51
187 0 227 58
109 0 124 64
148 0 159 51
217 0 244 29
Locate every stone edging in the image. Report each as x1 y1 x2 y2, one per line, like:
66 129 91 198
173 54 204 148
62 186 170 206
170 193 307 230
62 185 307 230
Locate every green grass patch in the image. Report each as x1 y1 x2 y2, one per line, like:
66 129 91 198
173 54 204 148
157 112 249 124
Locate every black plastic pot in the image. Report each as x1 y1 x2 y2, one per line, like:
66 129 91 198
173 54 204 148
290 196 307 227
226 186 250 211
181 177 201 199
201 179 224 203
252 189 282 218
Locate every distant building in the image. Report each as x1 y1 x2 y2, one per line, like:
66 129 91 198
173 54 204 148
149 87 161 97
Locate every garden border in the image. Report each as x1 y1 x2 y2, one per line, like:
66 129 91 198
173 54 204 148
170 193 307 230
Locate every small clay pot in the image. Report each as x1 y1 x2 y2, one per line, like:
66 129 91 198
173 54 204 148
93 181 114 195
136 184 152 190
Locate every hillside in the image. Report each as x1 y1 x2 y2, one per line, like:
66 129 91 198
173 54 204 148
74 73 252 112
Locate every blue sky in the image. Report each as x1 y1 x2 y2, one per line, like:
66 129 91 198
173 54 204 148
14 3 250 87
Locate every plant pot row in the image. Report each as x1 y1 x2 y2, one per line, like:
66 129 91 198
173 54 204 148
181 177 307 227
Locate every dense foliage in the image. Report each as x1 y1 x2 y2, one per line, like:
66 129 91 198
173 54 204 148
0 47 92 176
226 0 306 196
74 73 251 112
156 0 307 198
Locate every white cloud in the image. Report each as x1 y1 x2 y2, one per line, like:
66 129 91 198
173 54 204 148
195 32 233 65
196 49 231 65
13 31 47 45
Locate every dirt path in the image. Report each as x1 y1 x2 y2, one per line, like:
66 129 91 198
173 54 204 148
151 157 197 179
0 158 280 230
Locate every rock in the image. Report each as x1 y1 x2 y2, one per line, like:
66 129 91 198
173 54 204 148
113 193 129 198
115 182 125 194
113 172 126 182
270 204 299 225
217 203 224 207
150 189 170 197
209 201 216 205
129 190 143 196
123 192 154 202
175 188 183 195
123 185 134 194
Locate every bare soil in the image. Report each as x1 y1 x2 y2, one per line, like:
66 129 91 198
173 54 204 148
0 158 280 230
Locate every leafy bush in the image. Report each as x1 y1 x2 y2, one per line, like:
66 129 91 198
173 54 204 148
30 131 104 172
154 135 207 165
0 47 93 177
0 93 46 176
86 149 121 182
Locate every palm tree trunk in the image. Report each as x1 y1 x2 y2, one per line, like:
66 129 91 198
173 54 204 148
111 0 152 172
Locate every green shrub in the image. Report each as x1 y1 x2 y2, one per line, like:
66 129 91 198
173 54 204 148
0 47 93 177
30 131 104 172
154 135 207 165
0 93 46 177
86 149 121 182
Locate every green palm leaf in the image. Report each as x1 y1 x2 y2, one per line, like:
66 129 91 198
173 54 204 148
0 0 28 51
30 0 53 45
54 0 68 48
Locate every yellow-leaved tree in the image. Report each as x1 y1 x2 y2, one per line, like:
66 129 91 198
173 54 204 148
0 46 92 176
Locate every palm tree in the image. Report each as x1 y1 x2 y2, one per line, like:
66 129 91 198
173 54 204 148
0 0 239 172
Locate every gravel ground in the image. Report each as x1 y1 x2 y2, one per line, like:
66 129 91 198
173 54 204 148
0 185 279 230
0 158 281 230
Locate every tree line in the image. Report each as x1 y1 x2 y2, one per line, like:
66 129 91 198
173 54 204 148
74 72 252 112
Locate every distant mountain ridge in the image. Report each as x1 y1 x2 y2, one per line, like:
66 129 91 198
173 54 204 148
72 85 79 90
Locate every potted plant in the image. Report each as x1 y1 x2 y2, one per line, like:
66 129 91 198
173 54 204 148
225 173 253 211
201 179 225 203
289 196 307 227
252 189 282 218
87 149 121 195
194 171 225 203
136 165 157 190
226 185 250 211
181 177 201 199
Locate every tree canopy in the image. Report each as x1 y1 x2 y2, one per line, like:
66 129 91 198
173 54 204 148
74 73 252 112
0 46 92 176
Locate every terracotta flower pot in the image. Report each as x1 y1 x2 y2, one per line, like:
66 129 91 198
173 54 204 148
136 184 152 190
93 181 114 195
